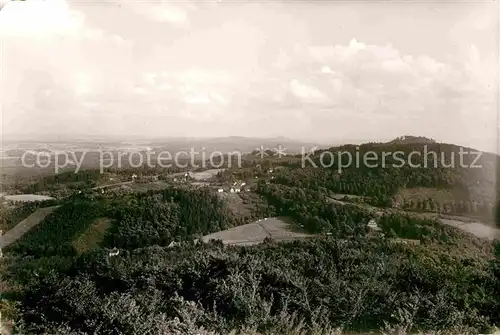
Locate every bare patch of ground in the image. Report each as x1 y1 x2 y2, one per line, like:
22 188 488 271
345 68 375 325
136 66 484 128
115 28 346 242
72 217 113 254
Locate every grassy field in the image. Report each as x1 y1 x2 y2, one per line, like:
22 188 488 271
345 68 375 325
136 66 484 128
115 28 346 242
3 194 55 202
72 217 113 254
394 187 470 206
202 217 315 245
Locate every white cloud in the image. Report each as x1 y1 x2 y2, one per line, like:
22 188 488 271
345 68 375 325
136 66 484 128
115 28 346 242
134 87 149 95
123 2 189 28
320 66 335 74
155 6 188 26
289 79 326 103
0 0 84 37
178 69 231 85
1 2 497 150
74 72 92 95
0 0 131 54
183 92 212 105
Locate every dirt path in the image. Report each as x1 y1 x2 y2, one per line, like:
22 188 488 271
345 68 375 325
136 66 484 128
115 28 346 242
0 206 59 248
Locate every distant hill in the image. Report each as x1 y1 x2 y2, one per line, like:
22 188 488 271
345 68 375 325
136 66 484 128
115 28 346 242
151 136 321 155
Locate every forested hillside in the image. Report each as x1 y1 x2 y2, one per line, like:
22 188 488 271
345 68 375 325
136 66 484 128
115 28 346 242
280 141 498 219
2 139 500 334
9 236 500 334
7 187 237 257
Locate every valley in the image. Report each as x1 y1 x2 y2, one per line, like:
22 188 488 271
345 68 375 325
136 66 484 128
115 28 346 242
1 136 500 335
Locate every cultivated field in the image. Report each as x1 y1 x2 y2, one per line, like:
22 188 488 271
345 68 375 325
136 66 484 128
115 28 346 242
72 217 113 254
3 194 55 202
202 217 315 246
168 169 225 180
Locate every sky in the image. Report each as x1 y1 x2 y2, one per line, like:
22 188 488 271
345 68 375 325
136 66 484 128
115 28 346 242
0 0 499 152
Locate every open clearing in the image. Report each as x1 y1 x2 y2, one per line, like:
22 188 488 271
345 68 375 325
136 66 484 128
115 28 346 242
127 181 171 192
92 181 133 190
217 191 270 221
440 218 500 241
0 206 59 248
3 194 55 202
72 217 113 254
169 169 225 180
190 169 224 180
394 187 471 206
202 217 316 246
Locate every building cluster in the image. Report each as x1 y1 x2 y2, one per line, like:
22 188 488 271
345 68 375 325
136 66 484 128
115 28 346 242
217 180 247 193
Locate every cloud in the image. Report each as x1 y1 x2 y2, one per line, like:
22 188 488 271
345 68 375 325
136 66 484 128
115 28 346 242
320 66 335 74
289 79 326 103
1 2 497 150
1 0 131 47
303 38 493 104
122 2 190 28
0 0 84 37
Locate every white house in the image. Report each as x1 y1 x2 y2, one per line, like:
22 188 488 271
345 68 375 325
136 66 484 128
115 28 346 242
235 188 241 193
168 241 179 248
217 188 224 193
131 174 138 180
230 188 235 193
109 248 119 257
367 219 381 231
